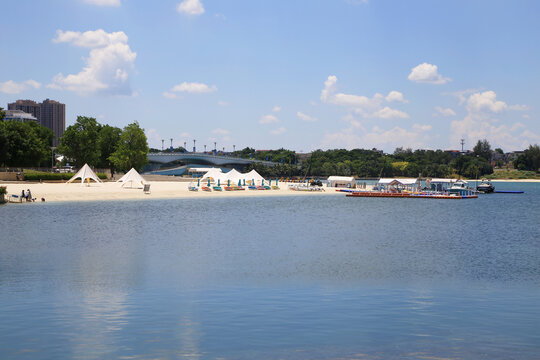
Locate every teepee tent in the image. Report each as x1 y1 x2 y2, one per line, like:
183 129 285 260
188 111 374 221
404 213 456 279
116 168 147 189
224 169 243 183
66 164 102 185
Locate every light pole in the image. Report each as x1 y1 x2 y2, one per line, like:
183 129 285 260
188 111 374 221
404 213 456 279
193 139 196 152
233 145 236 152
170 138 173 150
204 145 207 152
214 142 217 152
161 139 164 151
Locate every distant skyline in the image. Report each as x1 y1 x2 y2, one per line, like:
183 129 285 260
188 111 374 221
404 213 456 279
1 0 539 152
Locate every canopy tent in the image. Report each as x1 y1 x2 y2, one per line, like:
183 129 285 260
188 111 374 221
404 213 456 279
116 168 147 189
377 178 419 192
223 169 243 183
200 168 223 183
66 164 102 185
245 169 265 185
327 176 355 188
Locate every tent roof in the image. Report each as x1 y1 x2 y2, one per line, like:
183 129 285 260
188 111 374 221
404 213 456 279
245 169 265 181
223 169 243 182
66 164 102 184
116 168 146 188
200 168 223 181
378 178 418 185
327 176 355 182
429 178 456 183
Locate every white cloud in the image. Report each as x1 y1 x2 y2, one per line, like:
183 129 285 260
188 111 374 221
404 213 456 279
508 104 529 111
272 106 281 112
170 82 217 94
0 79 41 94
49 29 136 95
450 90 540 151
84 0 121 7
162 91 179 99
270 127 286 135
408 62 451 84
321 124 430 151
177 0 204 15
297 111 317 122
434 106 456 117
522 114 530 119
218 100 229 106
371 107 409 119
466 91 507 113
320 75 409 119
259 114 279 124
385 91 408 103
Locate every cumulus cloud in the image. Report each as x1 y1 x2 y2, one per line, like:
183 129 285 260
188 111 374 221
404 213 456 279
177 0 204 15
259 114 279 124
0 79 41 94
171 82 217 93
321 123 432 151
49 29 136 95
297 111 317 122
272 106 281 112
450 90 539 151
434 106 456 117
408 62 451 84
270 127 286 135
218 100 229 106
321 76 409 119
385 91 408 103
84 0 121 6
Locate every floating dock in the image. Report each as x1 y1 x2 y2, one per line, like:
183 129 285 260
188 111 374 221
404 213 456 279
346 192 478 199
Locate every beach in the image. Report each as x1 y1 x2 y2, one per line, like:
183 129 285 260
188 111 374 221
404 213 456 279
1 181 344 203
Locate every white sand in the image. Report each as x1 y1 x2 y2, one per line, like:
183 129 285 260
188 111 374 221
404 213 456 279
1 181 343 203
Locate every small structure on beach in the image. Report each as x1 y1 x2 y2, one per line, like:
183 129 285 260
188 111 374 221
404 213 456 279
377 178 419 193
116 168 147 189
66 164 102 185
200 168 223 183
327 176 355 188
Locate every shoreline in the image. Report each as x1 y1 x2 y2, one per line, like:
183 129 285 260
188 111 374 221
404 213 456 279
0 181 343 204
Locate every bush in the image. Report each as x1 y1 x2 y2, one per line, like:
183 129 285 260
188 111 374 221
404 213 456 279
23 171 107 181
0 186 6 195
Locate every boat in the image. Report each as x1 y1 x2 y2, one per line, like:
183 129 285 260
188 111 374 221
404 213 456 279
476 179 495 193
188 182 198 191
201 186 212 192
448 180 476 197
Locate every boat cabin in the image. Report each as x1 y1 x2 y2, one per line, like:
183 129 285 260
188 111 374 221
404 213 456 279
377 178 420 193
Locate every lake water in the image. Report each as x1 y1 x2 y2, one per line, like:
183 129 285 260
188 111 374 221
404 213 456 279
1 182 539 359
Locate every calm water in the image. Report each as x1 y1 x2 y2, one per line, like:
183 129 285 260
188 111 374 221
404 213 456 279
1 182 539 359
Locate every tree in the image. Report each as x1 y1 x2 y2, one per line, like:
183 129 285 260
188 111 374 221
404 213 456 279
57 116 101 167
514 144 540 172
109 122 149 172
473 139 492 161
97 125 122 175
0 107 5 121
0 121 53 167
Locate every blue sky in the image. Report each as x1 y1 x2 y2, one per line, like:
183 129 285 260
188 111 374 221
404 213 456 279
1 0 539 152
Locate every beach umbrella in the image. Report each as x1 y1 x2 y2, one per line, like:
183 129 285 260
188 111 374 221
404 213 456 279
238 179 241 187
218 179 220 186
262 179 264 186
269 179 272 186
207 178 210 186
243 179 246 186
197 178 200 187
252 179 254 186
227 179 230 187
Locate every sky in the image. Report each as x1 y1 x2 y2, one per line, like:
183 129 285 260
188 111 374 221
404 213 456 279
1 0 539 153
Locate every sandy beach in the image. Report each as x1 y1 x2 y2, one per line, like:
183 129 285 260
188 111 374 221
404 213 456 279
1 181 345 203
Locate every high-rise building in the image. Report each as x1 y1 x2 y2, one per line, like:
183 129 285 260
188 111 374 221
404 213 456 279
8 99 65 146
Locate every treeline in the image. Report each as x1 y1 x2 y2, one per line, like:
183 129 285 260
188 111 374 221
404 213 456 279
514 145 540 172
58 116 149 174
235 140 507 178
0 108 54 167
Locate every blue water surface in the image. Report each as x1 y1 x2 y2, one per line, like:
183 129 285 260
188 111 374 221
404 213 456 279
1 182 539 359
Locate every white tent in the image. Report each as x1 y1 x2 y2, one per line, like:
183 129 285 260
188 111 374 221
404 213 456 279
66 164 102 185
327 176 355 188
116 168 147 189
200 168 223 183
223 169 243 183
245 169 265 185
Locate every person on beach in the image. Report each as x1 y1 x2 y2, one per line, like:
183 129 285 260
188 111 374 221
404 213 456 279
25 189 33 202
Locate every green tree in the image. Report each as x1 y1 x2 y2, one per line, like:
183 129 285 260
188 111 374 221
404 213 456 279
97 125 122 175
0 107 5 121
109 122 149 172
57 116 101 167
473 139 492 161
0 121 53 167
514 144 540 172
